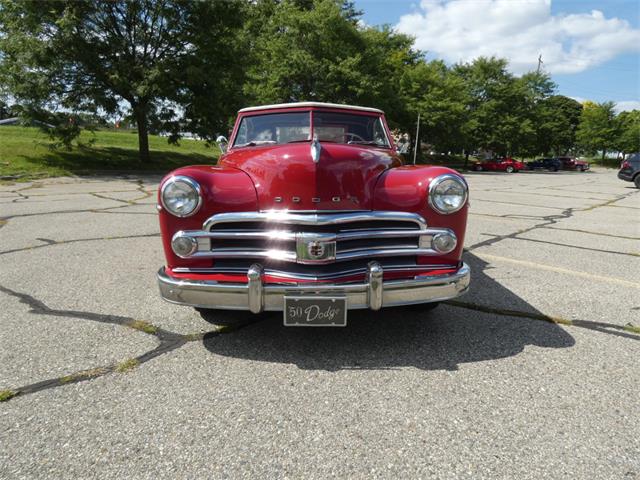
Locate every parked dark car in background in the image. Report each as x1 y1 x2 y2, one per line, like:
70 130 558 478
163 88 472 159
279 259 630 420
618 153 640 188
558 156 590 171
527 158 562 171
473 157 525 173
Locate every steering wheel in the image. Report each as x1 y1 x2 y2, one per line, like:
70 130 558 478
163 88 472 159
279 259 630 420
343 132 366 143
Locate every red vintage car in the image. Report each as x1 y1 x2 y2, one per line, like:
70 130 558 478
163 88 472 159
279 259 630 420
473 157 525 173
157 102 470 326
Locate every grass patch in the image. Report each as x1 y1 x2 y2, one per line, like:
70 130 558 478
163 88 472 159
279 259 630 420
624 323 640 335
115 358 140 373
184 332 205 341
0 389 17 402
0 126 219 181
59 367 109 384
127 320 158 335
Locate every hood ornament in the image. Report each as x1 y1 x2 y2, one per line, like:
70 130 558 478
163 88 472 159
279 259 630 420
310 135 321 163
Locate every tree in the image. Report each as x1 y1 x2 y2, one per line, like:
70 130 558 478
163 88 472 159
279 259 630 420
400 60 470 156
576 101 619 160
244 0 369 105
453 57 550 157
615 110 640 158
243 0 419 130
0 99 17 119
535 95 583 155
357 25 421 133
0 0 246 161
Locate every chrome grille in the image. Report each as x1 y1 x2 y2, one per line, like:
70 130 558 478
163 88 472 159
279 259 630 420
199 211 431 264
172 211 457 270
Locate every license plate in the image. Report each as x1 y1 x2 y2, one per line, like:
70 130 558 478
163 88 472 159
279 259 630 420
284 296 347 327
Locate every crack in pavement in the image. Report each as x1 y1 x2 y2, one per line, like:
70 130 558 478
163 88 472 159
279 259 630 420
0 201 155 223
475 234 640 258
467 190 639 252
472 199 568 210
0 233 160 256
541 226 640 241
472 215 639 241
89 180 154 205
0 285 261 402
0 283 636 403
1 179 156 222
446 300 640 341
472 252 640 289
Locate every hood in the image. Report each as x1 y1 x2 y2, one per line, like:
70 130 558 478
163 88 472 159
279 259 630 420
219 143 400 210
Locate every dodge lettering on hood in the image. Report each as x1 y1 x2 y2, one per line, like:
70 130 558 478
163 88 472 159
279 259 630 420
157 102 470 326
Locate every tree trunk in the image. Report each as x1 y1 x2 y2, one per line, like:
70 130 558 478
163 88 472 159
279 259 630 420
601 148 605 162
133 103 150 163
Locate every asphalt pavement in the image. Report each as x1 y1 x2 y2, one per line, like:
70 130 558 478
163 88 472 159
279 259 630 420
0 168 638 479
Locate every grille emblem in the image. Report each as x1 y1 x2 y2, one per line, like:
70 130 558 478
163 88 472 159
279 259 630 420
296 233 336 264
307 241 325 259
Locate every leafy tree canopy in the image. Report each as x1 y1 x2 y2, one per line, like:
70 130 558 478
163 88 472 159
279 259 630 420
0 0 247 160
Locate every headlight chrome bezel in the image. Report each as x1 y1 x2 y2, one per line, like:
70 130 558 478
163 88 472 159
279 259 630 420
160 175 203 218
428 174 468 215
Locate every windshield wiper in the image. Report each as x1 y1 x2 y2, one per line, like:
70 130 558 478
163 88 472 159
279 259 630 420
286 139 311 143
235 140 277 147
347 140 385 146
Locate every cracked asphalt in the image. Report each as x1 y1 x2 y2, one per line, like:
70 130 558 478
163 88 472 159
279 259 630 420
0 169 638 479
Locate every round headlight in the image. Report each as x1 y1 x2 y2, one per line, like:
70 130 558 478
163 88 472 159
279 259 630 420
161 176 202 217
428 174 468 214
171 233 197 257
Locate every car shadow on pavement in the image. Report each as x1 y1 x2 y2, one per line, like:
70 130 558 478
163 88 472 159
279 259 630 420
200 253 575 371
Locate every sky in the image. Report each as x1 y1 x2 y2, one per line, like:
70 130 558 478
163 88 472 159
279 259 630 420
355 0 640 112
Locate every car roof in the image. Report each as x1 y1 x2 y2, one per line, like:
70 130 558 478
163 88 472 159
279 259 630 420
238 102 384 114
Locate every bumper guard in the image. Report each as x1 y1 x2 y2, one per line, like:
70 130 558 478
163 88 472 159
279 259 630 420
158 262 470 313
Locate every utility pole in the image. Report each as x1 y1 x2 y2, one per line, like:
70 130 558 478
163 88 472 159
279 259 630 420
413 113 420 165
537 54 543 74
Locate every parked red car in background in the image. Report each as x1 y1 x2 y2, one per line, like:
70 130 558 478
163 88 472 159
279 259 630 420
557 157 590 172
473 157 525 173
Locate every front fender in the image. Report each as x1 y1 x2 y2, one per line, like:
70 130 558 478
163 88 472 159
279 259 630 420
158 165 259 268
373 165 469 264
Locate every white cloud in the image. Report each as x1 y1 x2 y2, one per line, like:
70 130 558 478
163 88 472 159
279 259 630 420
396 0 640 74
569 98 640 113
614 100 640 113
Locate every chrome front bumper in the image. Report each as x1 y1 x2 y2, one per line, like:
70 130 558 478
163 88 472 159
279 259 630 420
157 262 470 313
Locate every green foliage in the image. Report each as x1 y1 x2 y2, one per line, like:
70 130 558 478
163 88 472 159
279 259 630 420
615 110 640 156
576 101 619 159
451 57 553 157
535 96 583 155
0 0 632 165
0 0 247 161
244 0 366 104
402 60 469 154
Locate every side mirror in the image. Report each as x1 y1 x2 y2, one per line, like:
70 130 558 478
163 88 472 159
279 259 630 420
216 135 228 154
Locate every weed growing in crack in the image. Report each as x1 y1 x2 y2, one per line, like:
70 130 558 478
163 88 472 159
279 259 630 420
0 389 17 402
624 323 640 334
59 367 110 384
127 320 159 335
115 358 140 373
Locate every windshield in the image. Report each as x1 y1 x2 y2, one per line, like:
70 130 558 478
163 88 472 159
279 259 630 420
233 112 310 147
313 111 390 147
232 110 390 148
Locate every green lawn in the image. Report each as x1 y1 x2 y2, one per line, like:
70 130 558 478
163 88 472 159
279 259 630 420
0 126 219 180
